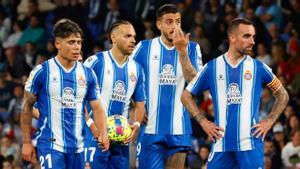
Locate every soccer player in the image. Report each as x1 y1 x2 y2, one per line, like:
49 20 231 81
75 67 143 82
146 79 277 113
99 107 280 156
181 18 289 168
131 4 203 169
20 18 109 169
83 20 146 169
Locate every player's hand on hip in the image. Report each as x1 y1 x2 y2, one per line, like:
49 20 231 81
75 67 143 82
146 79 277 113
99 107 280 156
22 143 37 164
199 119 224 142
173 28 190 52
252 119 273 141
123 123 139 144
97 134 110 152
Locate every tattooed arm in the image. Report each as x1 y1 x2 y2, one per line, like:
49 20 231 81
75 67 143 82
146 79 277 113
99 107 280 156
181 90 224 141
21 91 37 163
252 86 289 140
178 50 197 82
173 28 197 82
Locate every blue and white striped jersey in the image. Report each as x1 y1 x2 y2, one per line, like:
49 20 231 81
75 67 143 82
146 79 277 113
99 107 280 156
83 50 146 144
186 54 281 152
131 37 203 135
25 57 100 153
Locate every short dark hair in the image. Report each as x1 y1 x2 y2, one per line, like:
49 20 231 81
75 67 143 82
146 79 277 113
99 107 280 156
156 4 180 19
53 18 83 39
109 20 132 35
227 18 254 36
109 20 132 42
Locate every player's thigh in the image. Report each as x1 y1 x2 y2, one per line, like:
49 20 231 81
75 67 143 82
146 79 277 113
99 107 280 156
165 152 187 169
66 152 84 169
207 152 236 169
37 148 65 169
235 148 264 169
109 144 129 169
138 134 165 169
84 146 109 169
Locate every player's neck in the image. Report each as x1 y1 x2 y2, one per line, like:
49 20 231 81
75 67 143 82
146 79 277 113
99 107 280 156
160 35 174 48
226 48 245 66
56 55 76 71
111 48 128 65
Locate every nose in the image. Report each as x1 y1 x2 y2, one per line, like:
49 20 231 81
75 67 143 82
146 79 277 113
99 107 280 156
250 37 255 45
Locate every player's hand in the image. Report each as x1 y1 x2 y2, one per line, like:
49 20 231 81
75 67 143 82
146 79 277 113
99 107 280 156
97 134 110 152
22 143 37 164
173 28 190 53
199 119 224 142
123 124 139 144
252 118 273 141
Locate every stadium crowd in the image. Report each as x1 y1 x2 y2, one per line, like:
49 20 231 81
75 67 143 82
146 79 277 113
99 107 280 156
0 0 299 168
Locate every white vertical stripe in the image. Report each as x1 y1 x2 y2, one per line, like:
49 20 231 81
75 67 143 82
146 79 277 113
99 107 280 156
214 56 227 152
173 53 184 134
145 38 160 134
195 44 203 70
239 56 254 151
75 64 86 151
101 51 114 117
48 59 64 152
124 61 138 118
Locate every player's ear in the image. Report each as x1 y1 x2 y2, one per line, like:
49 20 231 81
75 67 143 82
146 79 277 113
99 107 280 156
55 38 61 50
156 19 162 31
111 33 116 44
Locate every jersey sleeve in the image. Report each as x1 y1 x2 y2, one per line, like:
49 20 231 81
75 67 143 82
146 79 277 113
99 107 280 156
188 42 203 71
25 64 44 95
185 64 210 96
132 64 146 102
85 68 101 101
84 54 104 91
259 62 282 92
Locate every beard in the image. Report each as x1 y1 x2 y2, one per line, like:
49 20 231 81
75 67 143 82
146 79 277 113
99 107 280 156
162 31 173 43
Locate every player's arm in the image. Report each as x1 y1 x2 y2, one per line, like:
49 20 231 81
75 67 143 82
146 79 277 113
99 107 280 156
252 82 289 140
84 108 99 139
181 90 224 142
124 101 145 144
89 100 109 151
21 91 37 163
173 28 197 82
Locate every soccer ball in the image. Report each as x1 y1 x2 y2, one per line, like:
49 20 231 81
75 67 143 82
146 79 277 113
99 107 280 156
107 115 132 142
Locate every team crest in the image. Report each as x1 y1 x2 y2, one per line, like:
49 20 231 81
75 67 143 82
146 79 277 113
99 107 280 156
78 75 86 86
244 70 252 80
130 73 136 82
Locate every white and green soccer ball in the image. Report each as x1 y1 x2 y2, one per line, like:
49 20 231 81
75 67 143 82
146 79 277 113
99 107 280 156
107 115 132 142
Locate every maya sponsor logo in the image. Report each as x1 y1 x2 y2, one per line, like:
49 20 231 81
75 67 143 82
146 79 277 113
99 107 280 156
61 87 76 108
159 64 176 85
226 83 242 105
112 80 126 102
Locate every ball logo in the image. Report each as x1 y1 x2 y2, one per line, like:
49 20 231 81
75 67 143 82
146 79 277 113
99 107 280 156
61 87 76 108
112 80 126 102
226 83 242 105
159 64 176 85
244 70 252 80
